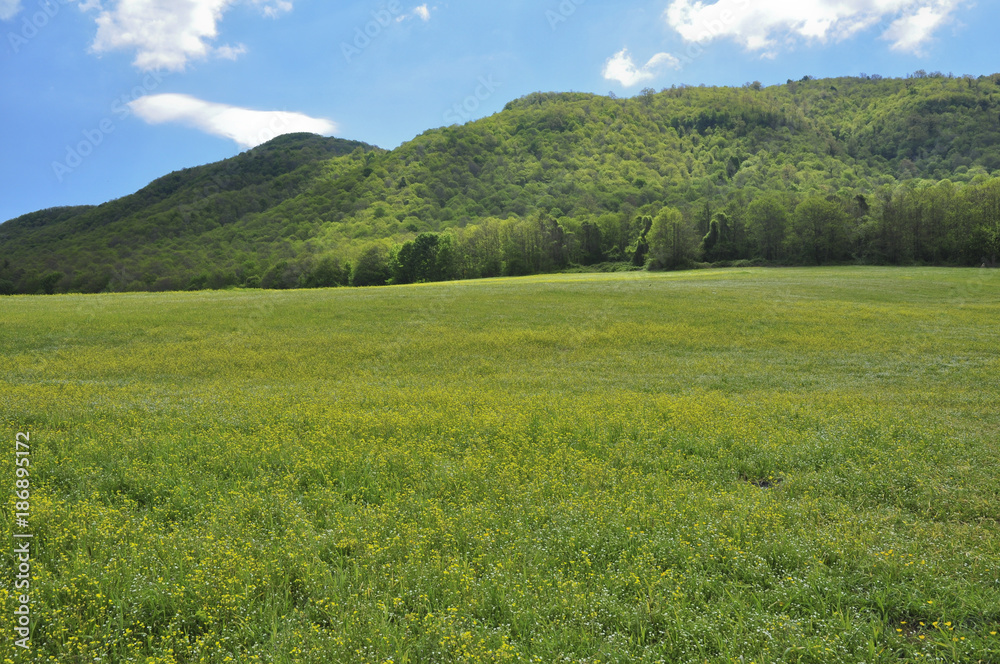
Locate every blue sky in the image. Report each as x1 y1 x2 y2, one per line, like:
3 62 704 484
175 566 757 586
2 0 999 223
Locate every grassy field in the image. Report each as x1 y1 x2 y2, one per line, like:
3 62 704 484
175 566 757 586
2 267 999 663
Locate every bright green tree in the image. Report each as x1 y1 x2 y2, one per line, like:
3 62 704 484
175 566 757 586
647 207 696 270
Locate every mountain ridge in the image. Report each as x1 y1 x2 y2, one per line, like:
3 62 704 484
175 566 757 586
3 72 1000 293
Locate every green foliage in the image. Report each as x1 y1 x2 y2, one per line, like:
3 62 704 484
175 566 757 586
579 221 603 265
701 213 723 261
350 244 391 287
40 271 65 295
391 232 444 284
647 207 696 269
434 232 458 281
791 197 850 264
261 260 302 290
747 193 791 262
299 255 349 289
4 75 1000 293
629 216 653 267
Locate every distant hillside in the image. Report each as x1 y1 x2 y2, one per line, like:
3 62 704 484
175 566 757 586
3 72 1000 294
0 134 378 292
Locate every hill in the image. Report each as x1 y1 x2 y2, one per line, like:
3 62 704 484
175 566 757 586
3 72 1000 294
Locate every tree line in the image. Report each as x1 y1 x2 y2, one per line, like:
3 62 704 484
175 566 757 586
218 173 1000 291
3 172 997 296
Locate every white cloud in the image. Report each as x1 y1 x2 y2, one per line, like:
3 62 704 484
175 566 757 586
0 0 21 21
129 94 337 149
664 0 964 55
252 0 291 19
603 49 679 87
90 0 231 71
883 5 953 53
215 43 247 60
397 4 433 22
84 0 293 72
413 4 430 21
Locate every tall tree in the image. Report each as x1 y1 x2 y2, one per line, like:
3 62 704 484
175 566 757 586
746 193 790 261
351 245 391 287
791 197 849 264
648 207 695 269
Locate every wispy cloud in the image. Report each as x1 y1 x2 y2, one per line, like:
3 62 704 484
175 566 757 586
603 49 679 87
252 0 291 19
396 3 433 23
0 0 21 21
413 4 431 21
665 0 965 55
84 0 293 72
215 43 248 61
883 4 955 54
129 94 337 149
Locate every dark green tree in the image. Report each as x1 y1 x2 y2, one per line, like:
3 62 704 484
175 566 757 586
40 271 64 295
392 233 441 284
791 197 850 264
300 256 348 288
434 233 458 281
351 245 391 287
580 221 603 265
746 194 790 261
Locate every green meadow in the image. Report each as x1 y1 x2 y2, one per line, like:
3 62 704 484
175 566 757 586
2 267 999 663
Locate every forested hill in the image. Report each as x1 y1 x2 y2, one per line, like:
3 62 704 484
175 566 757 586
3 72 1000 294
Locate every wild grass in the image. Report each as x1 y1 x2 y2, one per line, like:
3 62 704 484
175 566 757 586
1 267 998 663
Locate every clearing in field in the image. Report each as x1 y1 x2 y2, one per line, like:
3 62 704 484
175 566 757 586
1 267 999 663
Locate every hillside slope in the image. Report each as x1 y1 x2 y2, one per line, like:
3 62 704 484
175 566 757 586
1 134 377 292
3 73 1000 293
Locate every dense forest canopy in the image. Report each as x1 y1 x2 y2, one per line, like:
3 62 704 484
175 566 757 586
2 72 1000 294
